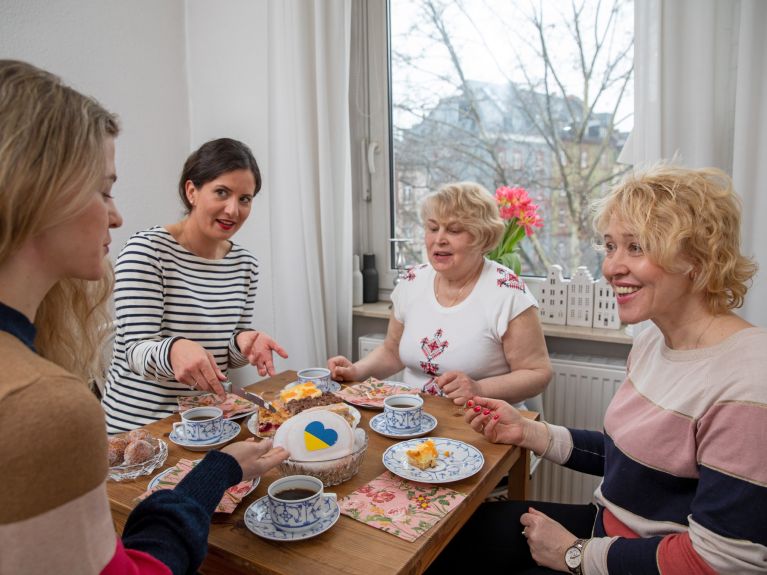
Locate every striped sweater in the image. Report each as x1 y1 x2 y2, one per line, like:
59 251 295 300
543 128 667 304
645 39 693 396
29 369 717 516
0 302 243 575
102 227 258 433
544 324 767 574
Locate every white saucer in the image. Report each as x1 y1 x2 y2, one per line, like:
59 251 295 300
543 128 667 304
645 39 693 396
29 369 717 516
243 495 340 541
369 412 437 439
168 420 241 451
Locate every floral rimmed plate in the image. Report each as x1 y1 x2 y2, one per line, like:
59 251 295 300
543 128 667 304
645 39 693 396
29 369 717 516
243 495 340 541
382 437 484 483
334 379 417 409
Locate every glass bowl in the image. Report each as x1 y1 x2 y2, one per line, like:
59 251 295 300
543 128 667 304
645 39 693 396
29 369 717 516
108 437 168 482
278 429 368 486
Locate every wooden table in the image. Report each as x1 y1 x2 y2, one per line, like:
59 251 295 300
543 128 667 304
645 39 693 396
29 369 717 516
108 371 534 574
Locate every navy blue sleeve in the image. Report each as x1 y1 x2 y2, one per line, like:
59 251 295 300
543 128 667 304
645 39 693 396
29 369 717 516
121 450 243 575
563 428 606 476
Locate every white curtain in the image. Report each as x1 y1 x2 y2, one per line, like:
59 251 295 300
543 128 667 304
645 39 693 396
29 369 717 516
267 0 353 369
622 0 767 327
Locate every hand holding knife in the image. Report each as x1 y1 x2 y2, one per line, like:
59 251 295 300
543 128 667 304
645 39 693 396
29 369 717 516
222 380 277 413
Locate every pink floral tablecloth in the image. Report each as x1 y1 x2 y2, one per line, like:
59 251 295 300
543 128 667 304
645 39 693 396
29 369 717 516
338 471 466 541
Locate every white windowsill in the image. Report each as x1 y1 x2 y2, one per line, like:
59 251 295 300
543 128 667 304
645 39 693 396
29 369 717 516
352 302 633 345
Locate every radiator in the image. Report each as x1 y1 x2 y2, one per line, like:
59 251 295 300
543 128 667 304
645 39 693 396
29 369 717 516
531 353 627 504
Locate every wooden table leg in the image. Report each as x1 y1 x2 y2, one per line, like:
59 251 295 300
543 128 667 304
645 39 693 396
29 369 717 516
506 447 531 501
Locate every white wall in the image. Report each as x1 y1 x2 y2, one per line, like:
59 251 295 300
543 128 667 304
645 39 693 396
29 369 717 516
186 0 275 385
1 0 277 386
0 0 191 252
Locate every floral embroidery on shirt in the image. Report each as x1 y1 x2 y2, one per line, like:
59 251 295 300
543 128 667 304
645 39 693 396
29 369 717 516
419 329 448 395
399 264 427 282
496 268 525 292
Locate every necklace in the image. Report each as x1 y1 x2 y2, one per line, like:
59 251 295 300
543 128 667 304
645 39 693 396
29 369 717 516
694 315 716 349
436 262 482 307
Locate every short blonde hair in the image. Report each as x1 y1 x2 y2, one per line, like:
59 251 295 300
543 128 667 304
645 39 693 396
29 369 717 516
0 60 119 381
593 164 757 314
420 182 505 254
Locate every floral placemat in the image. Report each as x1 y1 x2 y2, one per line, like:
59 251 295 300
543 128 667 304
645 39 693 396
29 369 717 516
338 471 466 541
136 459 255 513
334 379 417 409
177 392 255 419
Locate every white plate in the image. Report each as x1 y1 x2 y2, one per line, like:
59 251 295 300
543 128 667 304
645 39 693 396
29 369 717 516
168 420 241 451
369 412 437 439
148 461 260 495
243 495 340 541
382 437 484 483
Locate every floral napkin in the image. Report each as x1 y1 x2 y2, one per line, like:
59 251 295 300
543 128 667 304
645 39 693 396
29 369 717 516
136 459 255 513
334 379 417 409
177 392 255 419
338 471 466 542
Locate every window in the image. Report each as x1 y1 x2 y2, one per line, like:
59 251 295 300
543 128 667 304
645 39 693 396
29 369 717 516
352 0 634 295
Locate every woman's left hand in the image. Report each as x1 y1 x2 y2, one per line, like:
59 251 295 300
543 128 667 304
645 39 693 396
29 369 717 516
236 331 289 376
520 507 576 572
435 371 480 405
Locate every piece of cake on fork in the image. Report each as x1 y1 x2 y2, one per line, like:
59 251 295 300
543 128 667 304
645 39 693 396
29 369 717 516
405 438 438 470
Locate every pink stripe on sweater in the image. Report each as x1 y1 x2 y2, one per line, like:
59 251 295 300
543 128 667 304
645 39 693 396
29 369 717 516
697 401 767 484
604 382 698 477
101 538 171 575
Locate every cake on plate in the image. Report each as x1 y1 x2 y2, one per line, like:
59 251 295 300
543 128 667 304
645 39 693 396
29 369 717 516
406 438 438 470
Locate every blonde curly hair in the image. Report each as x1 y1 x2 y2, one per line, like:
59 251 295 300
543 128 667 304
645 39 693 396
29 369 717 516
420 181 505 254
592 164 757 314
0 60 119 382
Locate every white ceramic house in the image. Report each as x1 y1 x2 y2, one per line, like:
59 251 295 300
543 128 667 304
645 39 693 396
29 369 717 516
567 266 595 327
594 276 620 329
539 264 569 325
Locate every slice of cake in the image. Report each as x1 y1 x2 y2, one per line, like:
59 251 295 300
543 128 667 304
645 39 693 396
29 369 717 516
280 382 338 415
406 438 438 470
256 404 290 437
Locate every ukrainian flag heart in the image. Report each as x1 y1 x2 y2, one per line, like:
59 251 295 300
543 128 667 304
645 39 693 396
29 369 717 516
304 421 338 451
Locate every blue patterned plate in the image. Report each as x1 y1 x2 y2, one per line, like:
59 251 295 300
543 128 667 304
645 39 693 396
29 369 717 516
168 419 241 452
382 437 484 483
243 495 340 541
369 412 437 439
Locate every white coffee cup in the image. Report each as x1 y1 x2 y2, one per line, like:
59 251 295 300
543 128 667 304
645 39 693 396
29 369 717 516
172 406 224 443
297 368 332 392
383 393 423 434
266 475 336 532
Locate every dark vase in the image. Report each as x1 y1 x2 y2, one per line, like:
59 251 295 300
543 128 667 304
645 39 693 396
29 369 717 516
362 253 379 303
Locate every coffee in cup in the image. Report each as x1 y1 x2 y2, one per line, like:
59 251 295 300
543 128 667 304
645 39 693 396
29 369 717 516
266 475 336 532
383 393 423 434
172 406 224 443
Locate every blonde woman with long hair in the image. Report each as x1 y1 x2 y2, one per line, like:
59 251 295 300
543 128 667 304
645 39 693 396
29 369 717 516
0 59 288 574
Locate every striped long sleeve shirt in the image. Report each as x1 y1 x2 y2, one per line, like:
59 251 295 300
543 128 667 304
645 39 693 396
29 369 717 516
544 324 767 574
102 227 258 433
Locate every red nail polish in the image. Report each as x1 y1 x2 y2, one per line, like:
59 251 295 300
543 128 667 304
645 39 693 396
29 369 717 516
483 409 490 415
493 414 499 420
474 405 481 412
467 400 474 407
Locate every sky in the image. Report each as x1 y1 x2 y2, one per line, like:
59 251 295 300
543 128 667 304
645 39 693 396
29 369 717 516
389 0 634 131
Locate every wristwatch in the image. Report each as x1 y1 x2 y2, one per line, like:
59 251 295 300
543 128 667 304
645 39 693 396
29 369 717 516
564 538 587 575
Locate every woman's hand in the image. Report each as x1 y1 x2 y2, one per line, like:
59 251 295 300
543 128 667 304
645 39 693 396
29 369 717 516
170 338 226 397
236 331 289 377
520 507 576 572
465 396 528 445
327 356 358 382
435 371 480 405
221 438 290 482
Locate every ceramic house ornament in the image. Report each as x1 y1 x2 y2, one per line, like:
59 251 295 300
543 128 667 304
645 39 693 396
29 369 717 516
594 276 620 329
539 264 569 325
567 266 595 327
273 410 354 461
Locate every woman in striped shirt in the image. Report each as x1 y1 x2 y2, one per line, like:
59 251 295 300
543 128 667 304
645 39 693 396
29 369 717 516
102 138 287 433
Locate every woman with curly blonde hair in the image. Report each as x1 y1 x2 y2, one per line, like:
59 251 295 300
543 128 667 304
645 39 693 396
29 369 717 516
0 59 287 574
428 165 766 575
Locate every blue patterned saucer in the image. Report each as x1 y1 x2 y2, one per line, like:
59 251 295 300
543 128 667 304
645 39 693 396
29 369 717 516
284 380 342 393
382 437 484 483
369 412 437 439
243 495 340 541
168 419 240 452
